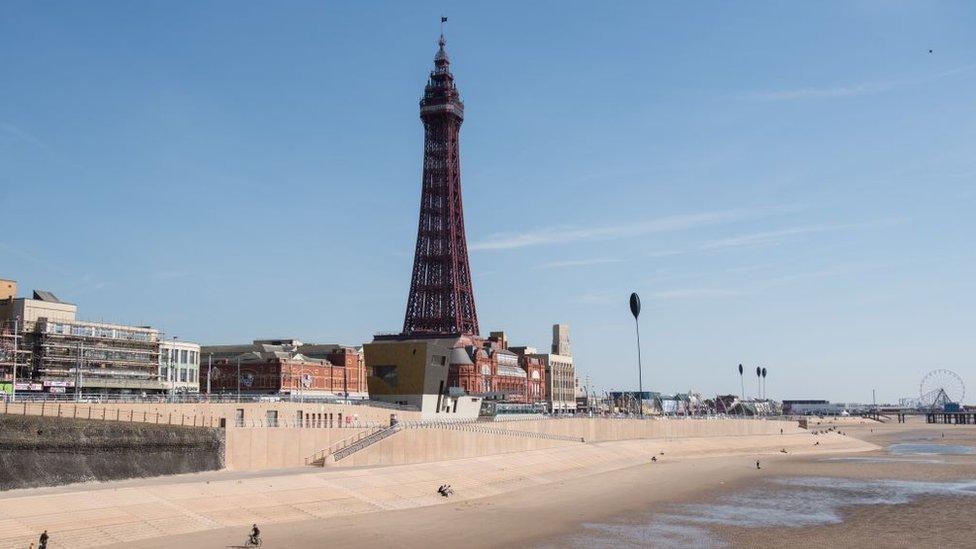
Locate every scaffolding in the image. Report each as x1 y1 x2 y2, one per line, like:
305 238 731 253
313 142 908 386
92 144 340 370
0 319 31 399
29 319 161 395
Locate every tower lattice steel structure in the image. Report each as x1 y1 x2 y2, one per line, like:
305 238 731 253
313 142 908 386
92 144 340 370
402 33 479 336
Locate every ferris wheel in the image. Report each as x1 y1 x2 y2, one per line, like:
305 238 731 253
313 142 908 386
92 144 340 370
919 369 965 409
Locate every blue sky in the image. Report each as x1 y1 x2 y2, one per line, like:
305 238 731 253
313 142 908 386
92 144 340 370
1 1 974 403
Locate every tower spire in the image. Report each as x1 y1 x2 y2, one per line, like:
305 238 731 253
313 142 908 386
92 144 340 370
435 17 450 70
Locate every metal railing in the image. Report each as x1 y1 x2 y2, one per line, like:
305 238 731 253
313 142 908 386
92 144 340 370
403 419 586 442
305 424 400 466
0 393 419 411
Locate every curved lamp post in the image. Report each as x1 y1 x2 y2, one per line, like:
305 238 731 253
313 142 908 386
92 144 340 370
629 292 644 418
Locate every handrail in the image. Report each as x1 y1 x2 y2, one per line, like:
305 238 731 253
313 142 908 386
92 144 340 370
304 425 385 465
406 421 585 442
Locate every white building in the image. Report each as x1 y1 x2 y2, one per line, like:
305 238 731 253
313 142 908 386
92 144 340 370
159 340 201 394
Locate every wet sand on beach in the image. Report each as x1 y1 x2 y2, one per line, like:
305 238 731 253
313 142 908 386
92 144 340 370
554 418 976 549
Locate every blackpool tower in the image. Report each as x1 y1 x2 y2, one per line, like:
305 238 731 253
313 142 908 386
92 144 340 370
402 31 479 336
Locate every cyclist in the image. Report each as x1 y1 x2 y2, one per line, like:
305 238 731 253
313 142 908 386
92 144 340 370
249 524 261 545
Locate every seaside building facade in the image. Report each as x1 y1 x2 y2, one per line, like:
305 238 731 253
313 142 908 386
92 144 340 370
159 340 201 395
515 325 576 414
201 339 367 399
0 282 197 397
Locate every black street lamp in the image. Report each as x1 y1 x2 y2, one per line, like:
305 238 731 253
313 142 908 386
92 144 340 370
629 292 644 418
755 366 761 400
738 364 744 400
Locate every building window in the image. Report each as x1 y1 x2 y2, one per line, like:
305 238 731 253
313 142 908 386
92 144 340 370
180 368 188 382
181 350 188 363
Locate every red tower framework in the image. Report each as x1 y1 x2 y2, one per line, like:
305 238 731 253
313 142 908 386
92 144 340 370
402 33 479 336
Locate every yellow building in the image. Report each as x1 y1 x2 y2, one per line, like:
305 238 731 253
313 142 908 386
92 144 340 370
364 334 482 420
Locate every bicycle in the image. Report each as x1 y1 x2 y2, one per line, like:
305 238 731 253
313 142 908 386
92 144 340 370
245 535 262 547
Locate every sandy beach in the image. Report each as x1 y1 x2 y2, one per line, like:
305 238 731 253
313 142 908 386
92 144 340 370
111 453 780 549
9 417 972 548
106 417 976 549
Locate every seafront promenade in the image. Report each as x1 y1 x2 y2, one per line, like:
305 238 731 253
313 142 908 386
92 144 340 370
0 415 876 549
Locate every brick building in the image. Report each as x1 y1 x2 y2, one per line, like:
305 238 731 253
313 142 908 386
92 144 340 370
444 333 546 405
201 339 367 399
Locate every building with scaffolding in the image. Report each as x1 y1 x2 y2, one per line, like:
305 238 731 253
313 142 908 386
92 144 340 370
0 283 195 397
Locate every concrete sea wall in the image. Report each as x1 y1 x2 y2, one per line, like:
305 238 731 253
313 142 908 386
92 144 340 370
0 415 224 490
225 417 806 471
330 417 802 468
490 417 802 441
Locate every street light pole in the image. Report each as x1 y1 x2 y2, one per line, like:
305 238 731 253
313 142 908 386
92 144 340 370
207 353 212 398
236 356 241 403
76 340 84 403
11 317 18 403
738 364 744 402
629 293 644 419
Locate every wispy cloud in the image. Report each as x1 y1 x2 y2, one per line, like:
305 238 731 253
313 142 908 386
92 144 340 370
535 258 622 270
573 287 744 305
754 82 892 101
0 122 47 149
573 291 620 305
699 221 890 250
471 205 796 251
0 241 72 278
700 225 843 250
649 288 745 300
752 63 976 101
152 270 192 280
761 262 874 287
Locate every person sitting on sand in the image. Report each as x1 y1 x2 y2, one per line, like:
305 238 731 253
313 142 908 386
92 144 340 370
780 448 788 453
651 456 657 462
814 441 820 446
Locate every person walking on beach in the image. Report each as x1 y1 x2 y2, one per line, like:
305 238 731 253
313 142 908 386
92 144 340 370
756 460 761 470
38 530 49 549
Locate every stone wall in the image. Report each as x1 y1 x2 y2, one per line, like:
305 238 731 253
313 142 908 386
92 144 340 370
0 415 224 490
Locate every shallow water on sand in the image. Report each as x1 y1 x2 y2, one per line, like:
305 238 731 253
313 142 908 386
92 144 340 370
552 477 976 548
820 456 944 464
888 443 973 455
